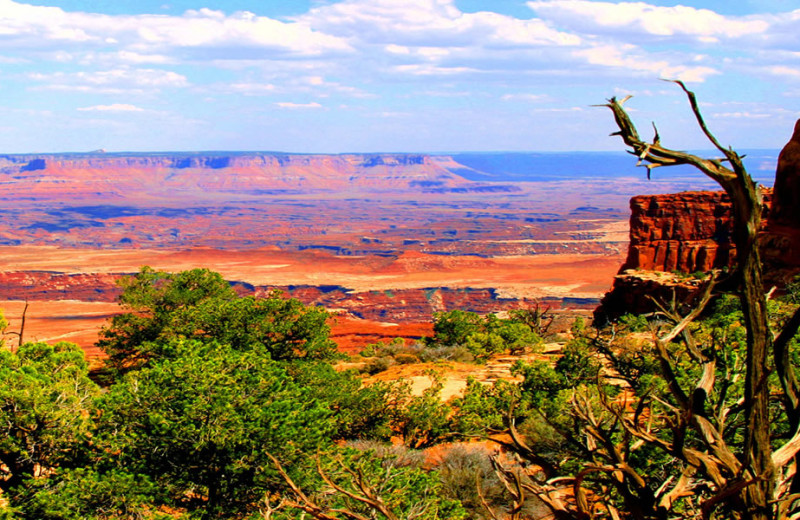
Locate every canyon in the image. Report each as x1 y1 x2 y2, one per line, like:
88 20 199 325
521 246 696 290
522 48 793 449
0 150 779 354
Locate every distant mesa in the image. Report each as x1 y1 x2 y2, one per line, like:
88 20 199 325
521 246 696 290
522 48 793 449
0 152 496 198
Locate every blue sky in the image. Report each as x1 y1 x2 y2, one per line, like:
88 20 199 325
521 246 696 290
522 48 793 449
1 0 799 153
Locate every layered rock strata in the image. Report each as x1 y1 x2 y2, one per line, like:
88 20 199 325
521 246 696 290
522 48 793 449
623 191 740 274
597 189 775 321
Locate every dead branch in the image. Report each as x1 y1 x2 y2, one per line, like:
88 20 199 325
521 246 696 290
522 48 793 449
264 452 351 520
607 84 775 518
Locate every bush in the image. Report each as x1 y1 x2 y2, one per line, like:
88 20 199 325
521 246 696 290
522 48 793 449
99 267 337 374
394 353 419 365
427 310 542 361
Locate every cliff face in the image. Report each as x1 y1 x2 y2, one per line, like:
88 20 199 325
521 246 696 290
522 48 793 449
597 188 775 321
620 190 773 274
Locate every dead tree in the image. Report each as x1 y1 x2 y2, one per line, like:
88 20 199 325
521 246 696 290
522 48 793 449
510 303 555 337
491 84 800 519
266 452 434 520
606 82 778 519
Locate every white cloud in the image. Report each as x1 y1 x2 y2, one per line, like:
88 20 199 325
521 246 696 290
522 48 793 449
385 44 411 55
126 9 352 57
227 82 277 95
714 111 771 119
766 65 800 80
275 101 323 109
393 64 475 76
574 45 719 82
527 1 769 41
114 51 174 65
299 0 580 48
29 68 189 93
0 0 351 58
77 103 144 112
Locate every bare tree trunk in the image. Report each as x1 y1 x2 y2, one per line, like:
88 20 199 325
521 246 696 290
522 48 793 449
730 179 774 519
605 83 775 519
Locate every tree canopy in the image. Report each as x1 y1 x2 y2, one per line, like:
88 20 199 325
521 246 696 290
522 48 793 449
98 266 337 372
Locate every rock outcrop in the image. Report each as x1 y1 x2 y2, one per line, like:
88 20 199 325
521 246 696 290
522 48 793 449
597 189 775 321
770 119 800 227
760 118 800 278
600 119 800 323
622 190 772 274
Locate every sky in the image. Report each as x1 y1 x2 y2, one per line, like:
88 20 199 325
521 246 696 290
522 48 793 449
1 0 799 153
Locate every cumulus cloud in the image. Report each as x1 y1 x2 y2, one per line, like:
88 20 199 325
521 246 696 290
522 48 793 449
227 82 277 95
0 0 351 57
299 0 580 48
77 103 144 112
574 45 719 82
527 1 769 41
294 0 729 86
2 0 799 151
766 65 800 80
0 0 768 95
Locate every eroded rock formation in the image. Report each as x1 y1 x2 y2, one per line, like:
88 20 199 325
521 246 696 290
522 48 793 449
770 119 800 227
597 189 776 321
619 190 773 273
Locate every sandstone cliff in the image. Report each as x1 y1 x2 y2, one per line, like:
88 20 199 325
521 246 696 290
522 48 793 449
597 189 774 321
621 190 772 274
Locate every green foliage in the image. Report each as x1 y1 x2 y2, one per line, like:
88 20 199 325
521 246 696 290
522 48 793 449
512 336 601 408
95 339 334 517
359 337 405 358
12 468 167 520
429 310 485 347
283 360 397 442
0 341 99 492
427 310 542 360
98 266 337 372
570 315 586 335
617 313 648 332
449 377 520 436
392 373 452 449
